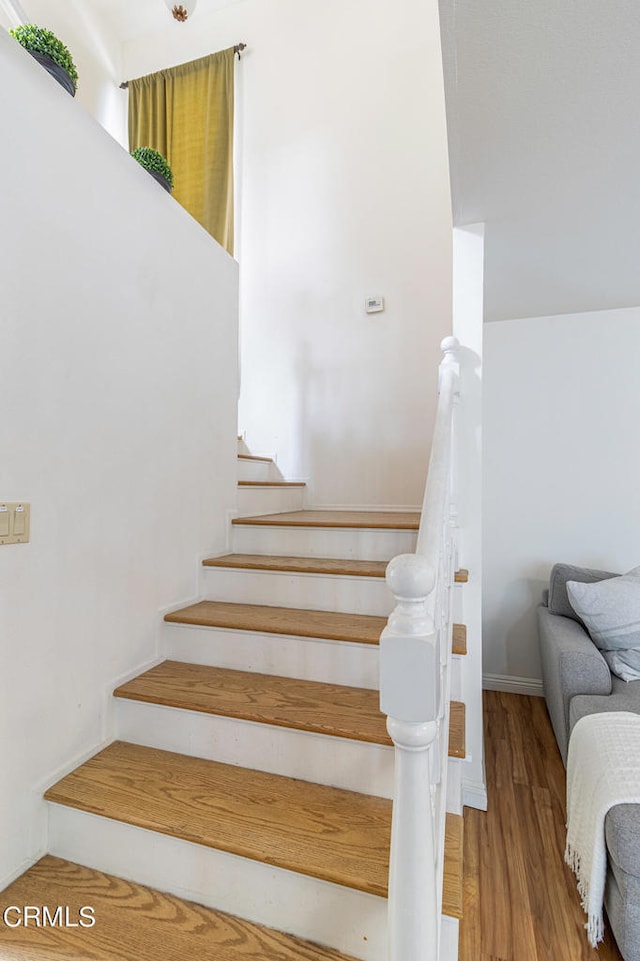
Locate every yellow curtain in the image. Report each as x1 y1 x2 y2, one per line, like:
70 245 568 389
128 48 235 255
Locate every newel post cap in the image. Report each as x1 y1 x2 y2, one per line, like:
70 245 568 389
386 553 435 601
440 335 460 355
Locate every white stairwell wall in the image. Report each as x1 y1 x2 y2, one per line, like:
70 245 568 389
0 28 238 888
121 0 453 510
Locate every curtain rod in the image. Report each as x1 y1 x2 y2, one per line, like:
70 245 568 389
119 43 247 89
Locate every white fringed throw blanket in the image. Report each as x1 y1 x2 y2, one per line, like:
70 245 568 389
565 711 640 946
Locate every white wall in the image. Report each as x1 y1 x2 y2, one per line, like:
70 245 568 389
483 307 640 686
123 0 452 507
0 29 238 884
0 1 127 144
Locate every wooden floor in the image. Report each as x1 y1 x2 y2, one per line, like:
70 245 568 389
460 691 624 961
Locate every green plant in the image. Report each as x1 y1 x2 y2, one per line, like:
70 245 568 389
10 24 78 92
130 147 175 189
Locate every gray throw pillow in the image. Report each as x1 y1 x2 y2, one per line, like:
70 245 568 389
567 567 640 681
548 563 619 623
602 649 640 684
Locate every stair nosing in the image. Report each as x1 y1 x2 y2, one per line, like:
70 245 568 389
238 481 306 488
232 510 420 531
202 553 387 579
452 623 467 656
443 813 464 919
448 701 466 759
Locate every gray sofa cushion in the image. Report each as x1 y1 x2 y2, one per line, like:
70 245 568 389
605 859 640 961
604 650 640 684
606 804 640 878
548 562 618 623
570 683 640 734
567 566 640 654
538 605 612 763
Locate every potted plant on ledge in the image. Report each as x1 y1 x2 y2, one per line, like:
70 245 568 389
130 147 175 194
10 24 78 97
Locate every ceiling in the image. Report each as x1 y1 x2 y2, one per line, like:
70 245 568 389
440 0 640 321
86 0 241 42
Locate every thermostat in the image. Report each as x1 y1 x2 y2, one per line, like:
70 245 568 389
365 295 384 313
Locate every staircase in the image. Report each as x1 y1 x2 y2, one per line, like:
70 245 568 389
0 427 469 959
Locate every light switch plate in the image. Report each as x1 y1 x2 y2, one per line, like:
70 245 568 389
0 502 31 545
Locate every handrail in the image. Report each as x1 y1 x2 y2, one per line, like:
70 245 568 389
416 337 460 564
380 336 461 961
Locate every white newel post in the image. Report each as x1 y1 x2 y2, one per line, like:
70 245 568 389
380 554 440 961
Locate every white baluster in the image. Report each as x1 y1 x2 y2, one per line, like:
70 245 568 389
386 716 439 961
380 554 440 961
439 336 460 393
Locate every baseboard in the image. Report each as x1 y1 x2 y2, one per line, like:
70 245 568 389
157 594 202 618
36 732 115 800
0 853 45 892
483 673 544 697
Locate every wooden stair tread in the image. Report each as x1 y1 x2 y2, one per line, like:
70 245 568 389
452 623 467 656
0 855 358 960
45 741 392 898
237 453 274 462
203 553 388 578
449 701 466 759
238 481 305 487
165 600 386 645
115 661 392 746
232 510 420 530
201 556 468 581
166 600 467 663
442 813 464 919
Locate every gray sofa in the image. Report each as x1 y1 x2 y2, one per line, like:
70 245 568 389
538 564 640 961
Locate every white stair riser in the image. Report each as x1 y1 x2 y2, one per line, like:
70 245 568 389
452 583 464 623
446 757 463 816
449 655 463 701
199 567 393 616
441 917 460 961
162 623 380 689
232 525 417 561
237 458 283 482
237 485 305 516
48 804 388 961
115 700 394 798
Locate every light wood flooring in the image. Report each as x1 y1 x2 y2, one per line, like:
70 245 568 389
460 691 624 961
